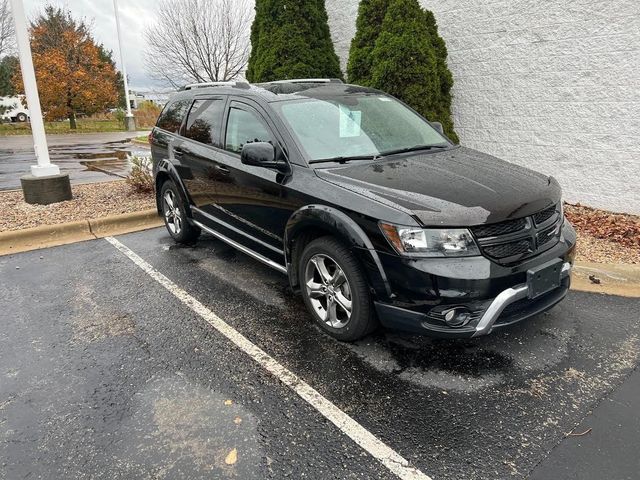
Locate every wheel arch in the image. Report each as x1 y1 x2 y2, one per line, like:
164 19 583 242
284 205 392 300
155 160 192 216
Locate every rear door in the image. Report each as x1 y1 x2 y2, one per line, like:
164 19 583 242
151 98 192 168
178 97 228 210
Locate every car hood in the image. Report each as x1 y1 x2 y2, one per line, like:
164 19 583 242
314 146 561 226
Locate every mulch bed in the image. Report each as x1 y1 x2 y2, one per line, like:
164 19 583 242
565 203 640 249
0 181 155 233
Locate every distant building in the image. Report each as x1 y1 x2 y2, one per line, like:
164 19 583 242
127 89 170 109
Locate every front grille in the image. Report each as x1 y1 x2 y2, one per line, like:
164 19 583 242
472 204 562 263
471 218 527 238
484 239 533 259
537 225 558 247
533 205 557 225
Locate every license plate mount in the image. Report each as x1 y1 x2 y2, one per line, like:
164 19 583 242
527 259 563 299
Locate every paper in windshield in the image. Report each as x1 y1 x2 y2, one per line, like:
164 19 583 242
339 105 362 138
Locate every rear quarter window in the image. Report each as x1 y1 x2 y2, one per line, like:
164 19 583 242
156 99 191 133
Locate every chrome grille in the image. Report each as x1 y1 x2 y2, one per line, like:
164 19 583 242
472 204 562 263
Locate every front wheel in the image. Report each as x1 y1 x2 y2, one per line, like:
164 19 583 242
299 236 376 341
15 113 28 123
160 180 200 244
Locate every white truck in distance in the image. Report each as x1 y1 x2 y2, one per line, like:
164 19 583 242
0 96 29 123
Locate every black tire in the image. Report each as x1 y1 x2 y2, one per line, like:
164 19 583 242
16 113 28 123
159 180 200 244
299 236 377 341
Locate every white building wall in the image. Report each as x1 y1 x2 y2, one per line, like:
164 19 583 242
326 0 640 214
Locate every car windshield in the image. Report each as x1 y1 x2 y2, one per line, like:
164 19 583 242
273 94 449 163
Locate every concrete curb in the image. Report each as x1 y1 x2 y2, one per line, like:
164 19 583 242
571 262 640 298
1 215 639 298
0 209 161 256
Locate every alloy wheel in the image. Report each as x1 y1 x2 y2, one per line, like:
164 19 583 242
163 190 182 235
305 254 353 328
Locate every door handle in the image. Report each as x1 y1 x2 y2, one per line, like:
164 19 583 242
215 164 230 174
173 147 186 157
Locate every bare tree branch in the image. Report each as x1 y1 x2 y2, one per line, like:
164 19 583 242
0 0 16 57
145 0 253 88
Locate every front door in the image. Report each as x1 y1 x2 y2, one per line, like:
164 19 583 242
194 100 295 266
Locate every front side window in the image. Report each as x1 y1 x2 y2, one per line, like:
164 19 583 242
274 95 449 162
156 99 191 133
184 99 225 146
225 107 274 154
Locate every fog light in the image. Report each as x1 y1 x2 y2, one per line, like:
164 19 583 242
443 307 471 327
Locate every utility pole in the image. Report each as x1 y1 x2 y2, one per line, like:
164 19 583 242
113 0 136 132
10 0 71 204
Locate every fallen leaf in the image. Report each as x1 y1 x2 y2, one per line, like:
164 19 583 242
234 416 242 424
225 448 238 465
588 274 601 285
224 399 232 405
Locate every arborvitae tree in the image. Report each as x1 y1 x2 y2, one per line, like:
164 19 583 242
246 0 343 82
346 0 389 85
424 9 457 142
348 0 458 142
0 55 18 97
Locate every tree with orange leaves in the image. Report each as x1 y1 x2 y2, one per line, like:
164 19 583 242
14 6 118 129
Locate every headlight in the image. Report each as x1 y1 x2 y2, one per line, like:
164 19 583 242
380 223 480 257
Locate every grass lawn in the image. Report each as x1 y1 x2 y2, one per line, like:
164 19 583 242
0 119 126 135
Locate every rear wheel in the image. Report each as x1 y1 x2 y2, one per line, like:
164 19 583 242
299 236 376 341
160 180 200 244
15 113 28 122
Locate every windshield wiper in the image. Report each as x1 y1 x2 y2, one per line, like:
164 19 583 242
309 154 380 165
379 144 448 156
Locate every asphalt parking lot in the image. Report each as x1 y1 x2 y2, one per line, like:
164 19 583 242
1 228 639 479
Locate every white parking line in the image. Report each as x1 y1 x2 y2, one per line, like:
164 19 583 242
105 236 431 480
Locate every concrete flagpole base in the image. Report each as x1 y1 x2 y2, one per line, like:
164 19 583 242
20 173 72 205
125 115 137 132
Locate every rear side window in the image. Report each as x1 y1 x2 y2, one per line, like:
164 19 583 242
156 99 191 133
184 99 225 146
225 107 274 153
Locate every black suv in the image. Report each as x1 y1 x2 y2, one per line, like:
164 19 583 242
150 79 576 341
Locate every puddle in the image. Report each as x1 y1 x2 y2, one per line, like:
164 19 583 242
385 336 513 377
348 333 513 392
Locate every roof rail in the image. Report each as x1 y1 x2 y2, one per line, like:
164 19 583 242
181 81 251 91
265 78 344 85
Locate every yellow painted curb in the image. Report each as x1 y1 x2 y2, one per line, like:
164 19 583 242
2 215 639 299
90 209 162 238
571 262 640 298
0 209 161 256
0 220 93 255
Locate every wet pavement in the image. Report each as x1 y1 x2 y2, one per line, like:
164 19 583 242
0 132 151 190
1 227 639 479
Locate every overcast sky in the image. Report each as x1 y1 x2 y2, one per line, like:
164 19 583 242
23 0 165 91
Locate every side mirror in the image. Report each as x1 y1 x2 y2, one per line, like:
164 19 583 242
430 121 444 135
240 142 290 174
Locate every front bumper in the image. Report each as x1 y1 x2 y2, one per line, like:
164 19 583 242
367 221 577 338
